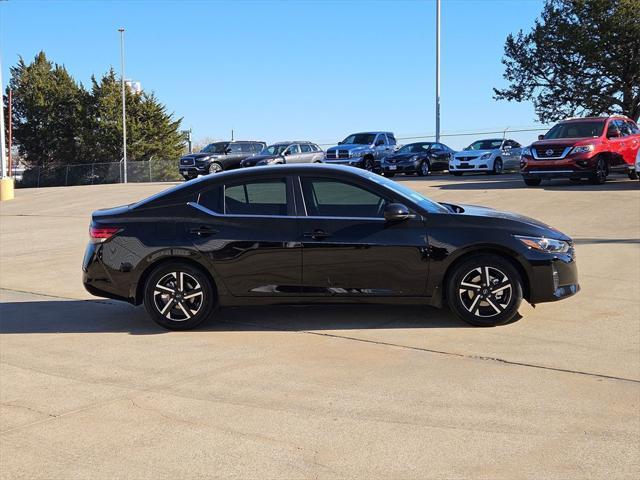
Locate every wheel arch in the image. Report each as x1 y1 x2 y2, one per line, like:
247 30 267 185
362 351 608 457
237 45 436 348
440 245 531 303
133 254 219 305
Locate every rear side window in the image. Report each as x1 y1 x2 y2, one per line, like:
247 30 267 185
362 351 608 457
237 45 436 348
240 144 254 153
626 121 640 135
300 144 312 153
198 186 222 213
224 179 288 216
301 178 388 218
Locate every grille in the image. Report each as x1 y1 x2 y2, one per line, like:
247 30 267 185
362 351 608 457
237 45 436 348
456 156 478 162
533 146 568 158
326 151 337 159
180 158 195 166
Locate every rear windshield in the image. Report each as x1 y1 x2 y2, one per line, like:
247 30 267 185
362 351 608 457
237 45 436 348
544 121 605 139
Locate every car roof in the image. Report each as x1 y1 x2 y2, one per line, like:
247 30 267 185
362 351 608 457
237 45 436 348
271 141 316 145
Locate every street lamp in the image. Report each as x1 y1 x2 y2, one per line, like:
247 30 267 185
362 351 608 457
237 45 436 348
118 27 128 183
435 0 441 143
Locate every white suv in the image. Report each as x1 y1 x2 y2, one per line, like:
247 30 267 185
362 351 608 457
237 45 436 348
449 138 522 175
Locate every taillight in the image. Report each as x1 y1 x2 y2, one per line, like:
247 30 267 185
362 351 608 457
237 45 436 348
89 226 120 243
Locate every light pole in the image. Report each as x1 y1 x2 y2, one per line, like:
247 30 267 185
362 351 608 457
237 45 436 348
435 0 441 143
0 53 6 179
118 27 128 183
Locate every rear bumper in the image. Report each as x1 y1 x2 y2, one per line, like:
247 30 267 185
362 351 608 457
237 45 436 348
82 242 136 304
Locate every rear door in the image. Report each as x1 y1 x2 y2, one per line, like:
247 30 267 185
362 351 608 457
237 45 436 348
297 175 429 296
299 144 315 163
188 176 302 296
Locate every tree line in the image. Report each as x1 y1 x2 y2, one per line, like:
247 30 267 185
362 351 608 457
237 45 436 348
3 51 185 171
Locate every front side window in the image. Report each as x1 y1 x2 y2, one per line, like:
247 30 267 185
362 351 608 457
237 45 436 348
375 134 387 146
286 144 300 155
224 179 288 216
626 120 640 135
466 139 503 150
301 178 388 218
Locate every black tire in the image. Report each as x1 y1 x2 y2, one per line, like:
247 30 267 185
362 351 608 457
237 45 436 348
363 156 375 172
447 254 523 327
628 170 639 180
384 172 396 177
491 158 503 175
589 157 607 185
452 172 463 177
417 160 430 177
523 178 542 186
143 261 216 330
208 162 223 175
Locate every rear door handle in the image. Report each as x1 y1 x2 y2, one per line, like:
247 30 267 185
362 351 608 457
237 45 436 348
303 229 331 240
189 226 219 236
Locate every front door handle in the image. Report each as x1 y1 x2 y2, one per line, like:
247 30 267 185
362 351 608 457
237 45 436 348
303 229 331 240
189 226 219 236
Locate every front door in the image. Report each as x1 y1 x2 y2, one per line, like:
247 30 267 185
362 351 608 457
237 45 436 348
297 176 429 296
188 176 301 296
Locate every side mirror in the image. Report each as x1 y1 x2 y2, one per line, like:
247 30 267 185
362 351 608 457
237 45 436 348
608 129 621 138
284 150 291 156
225 148 232 154
384 203 411 222
537 135 545 141
338 141 343 145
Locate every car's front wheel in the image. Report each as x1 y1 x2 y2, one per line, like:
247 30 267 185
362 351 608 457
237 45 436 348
627 170 638 180
491 158 503 175
590 157 607 185
447 254 523 327
418 160 430 176
363 156 375 172
143 262 216 330
208 162 223 174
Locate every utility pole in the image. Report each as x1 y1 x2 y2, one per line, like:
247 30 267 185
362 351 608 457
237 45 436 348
435 0 441 143
118 28 128 183
8 88 12 175
0 55 6 178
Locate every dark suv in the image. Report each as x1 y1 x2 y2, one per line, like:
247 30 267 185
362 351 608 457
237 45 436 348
179 141 266 180
520 116 640 185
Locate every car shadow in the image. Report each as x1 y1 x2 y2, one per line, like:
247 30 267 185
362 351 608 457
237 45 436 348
425 175 639 192
0 300 474 335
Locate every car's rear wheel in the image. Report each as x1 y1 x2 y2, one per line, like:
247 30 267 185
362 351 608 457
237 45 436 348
208 162 223 174
523 178 542 186
491 158 503 175
447 254 523 327
590 158 607 185
143 262 216 330
418 160 430 177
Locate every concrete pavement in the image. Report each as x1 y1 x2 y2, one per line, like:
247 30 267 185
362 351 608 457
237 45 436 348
1 174 639 479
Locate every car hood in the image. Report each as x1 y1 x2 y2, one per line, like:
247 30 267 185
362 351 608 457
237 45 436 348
532 139 588 148
328 144 371 152
454 149 493 157
386 153 423 161
449 203 570 240
243 154 277 165
181 153 223 161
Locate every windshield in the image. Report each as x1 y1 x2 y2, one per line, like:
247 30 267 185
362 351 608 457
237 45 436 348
341 133 376 145
465 139 503 151
398 143 433 154
259 144 290 156
543 121 605 139
364 172 449 214
200 142 228 154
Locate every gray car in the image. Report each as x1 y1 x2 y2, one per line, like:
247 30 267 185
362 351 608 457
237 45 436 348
241 141 324 167
324 132 396 171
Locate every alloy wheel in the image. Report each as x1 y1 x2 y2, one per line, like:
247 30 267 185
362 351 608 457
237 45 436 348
493 159 503 174
420 161 430 176
595 159 606 183
153 271 204 321
364 158 374 171
458 266 512 318
208 163 222 174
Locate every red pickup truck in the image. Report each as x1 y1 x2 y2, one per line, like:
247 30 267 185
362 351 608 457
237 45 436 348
520 116 640 186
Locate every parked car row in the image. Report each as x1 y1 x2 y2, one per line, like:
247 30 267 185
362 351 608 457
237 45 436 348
178 115 640 187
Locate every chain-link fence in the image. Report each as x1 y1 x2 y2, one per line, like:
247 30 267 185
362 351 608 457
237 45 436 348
16 159 182 188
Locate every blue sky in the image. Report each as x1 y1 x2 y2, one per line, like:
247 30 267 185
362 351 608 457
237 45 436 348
1 0 549 149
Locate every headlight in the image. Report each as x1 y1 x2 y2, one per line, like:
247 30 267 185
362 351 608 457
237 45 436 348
515 235 570 253
350 151 363 158
480 153 492 160
521 147 532 157
571 144 595 154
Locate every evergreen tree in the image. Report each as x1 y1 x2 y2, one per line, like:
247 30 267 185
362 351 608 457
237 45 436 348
7 51 87 167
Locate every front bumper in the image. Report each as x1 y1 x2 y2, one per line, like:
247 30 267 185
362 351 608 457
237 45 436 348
449 160 492 171
526 251 580 304
323 158 365 167
521 153 599 179
382 159 421 174
179 166 207 178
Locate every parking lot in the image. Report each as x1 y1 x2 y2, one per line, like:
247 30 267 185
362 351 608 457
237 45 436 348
1 173 639 479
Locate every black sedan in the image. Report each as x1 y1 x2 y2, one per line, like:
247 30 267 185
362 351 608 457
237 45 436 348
381 142 455 176
83 164 579 330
